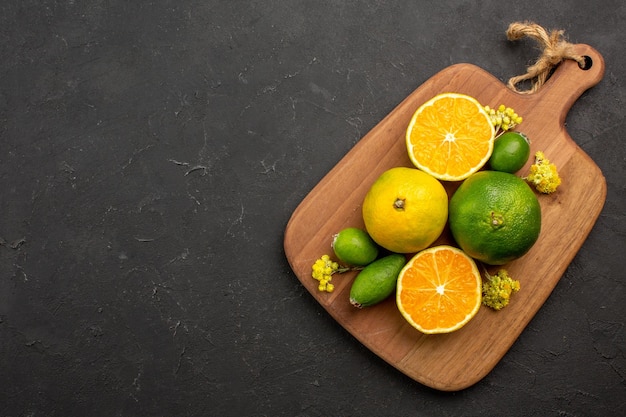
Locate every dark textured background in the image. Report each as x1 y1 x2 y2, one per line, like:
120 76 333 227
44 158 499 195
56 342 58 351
1 1 624 416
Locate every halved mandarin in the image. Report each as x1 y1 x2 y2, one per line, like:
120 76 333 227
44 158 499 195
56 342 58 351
406 93 495 181
396 245 482 334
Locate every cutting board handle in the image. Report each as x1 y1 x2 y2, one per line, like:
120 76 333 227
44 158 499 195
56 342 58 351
522 43 605 123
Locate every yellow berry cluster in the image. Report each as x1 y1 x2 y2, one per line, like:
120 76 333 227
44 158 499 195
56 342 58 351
485 104 523 133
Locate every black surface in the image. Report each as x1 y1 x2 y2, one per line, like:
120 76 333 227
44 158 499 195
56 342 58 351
1 1 625 416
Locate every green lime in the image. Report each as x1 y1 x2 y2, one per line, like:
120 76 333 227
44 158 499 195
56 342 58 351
488 131 531 173
332 227 379 266
448 171 541 265
349 253 407 308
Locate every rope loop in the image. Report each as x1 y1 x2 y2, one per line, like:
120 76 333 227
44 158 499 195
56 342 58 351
506 22 586 94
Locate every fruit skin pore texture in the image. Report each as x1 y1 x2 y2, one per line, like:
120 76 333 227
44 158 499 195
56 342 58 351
362 167 448 254
449 171 542 265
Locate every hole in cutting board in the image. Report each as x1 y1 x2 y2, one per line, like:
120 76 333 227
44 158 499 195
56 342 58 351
578 55 593 70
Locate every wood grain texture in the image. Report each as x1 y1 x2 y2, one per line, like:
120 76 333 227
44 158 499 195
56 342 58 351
284 43 605 391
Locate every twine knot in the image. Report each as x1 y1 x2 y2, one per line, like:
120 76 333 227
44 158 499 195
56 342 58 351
506 22 586 94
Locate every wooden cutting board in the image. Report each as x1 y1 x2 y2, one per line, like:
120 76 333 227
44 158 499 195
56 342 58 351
283 43 606 391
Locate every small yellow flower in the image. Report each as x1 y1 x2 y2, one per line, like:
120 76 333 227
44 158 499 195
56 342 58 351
484 104 522 134
525 151 561 194
311 255 339 292
482 269 520 310
311 255 356 293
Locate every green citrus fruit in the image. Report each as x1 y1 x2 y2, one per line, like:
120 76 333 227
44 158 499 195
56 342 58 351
332 227 379 266
349 253 407 308
449 171 541 265
362 167 448 254
488 131 531 173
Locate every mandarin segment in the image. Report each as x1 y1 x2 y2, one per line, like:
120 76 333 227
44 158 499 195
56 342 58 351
396 246 482 334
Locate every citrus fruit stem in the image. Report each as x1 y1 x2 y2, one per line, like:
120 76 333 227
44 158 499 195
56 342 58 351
336 266 363 274
490 212 504 228
393 198 405 211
